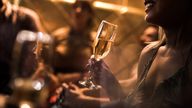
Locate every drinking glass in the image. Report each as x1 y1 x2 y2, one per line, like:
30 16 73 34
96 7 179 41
79 20 118 89
8 30 53 108
12 30 53 78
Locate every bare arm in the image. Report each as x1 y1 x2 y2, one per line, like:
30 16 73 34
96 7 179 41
18 7 44 32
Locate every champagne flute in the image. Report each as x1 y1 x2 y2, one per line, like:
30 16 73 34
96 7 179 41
79 20 118 89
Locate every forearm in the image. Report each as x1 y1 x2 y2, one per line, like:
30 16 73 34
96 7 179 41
82 94 131 108
107 81 125 100
104 66 137 99
79 96 110 108
101 76 126 101
101 99 125 108
119 75 137 95
83 96 127 108
57 73 82 83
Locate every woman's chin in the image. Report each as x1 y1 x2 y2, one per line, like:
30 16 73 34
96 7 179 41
145 14 156 24
145 13 152 22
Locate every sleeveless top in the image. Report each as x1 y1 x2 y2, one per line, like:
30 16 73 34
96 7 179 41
124 46 192 108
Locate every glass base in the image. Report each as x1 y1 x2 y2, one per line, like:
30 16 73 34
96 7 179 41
79 79 98 89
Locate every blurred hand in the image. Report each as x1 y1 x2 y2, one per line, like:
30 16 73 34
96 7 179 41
87 58 117 88
54 83 106 108
88 58 126 100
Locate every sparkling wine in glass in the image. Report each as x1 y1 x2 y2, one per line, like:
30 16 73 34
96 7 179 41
79 20 118 89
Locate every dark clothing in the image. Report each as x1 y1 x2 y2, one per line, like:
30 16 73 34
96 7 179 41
0 3 40 94
124 46 192 108
52 28 93 73
0 59 12 95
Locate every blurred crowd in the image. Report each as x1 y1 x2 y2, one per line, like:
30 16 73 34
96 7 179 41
3 0 191 108
0 0 158 108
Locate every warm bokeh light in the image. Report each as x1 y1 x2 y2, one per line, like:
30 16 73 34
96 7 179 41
20 103 31 108
49 0 144 15
50 0 76 4
14 78 24 87
93 1 129 14
32 80 44 91
16 31 36 43
120 7 129 14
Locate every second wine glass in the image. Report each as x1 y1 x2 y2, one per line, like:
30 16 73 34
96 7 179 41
79 20 118 89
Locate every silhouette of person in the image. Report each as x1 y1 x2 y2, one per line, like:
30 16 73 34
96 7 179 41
52 0 95 83
0 0 43 94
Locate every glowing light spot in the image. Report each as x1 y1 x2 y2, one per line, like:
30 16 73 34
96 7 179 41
32 80 44 91
20 103 31 108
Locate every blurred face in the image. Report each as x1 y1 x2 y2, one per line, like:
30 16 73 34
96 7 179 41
144 0 189 28
71 4 91 31
140 26 158 47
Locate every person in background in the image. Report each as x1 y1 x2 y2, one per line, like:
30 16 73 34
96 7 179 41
52 0 95 83
0 0 43 95
139 25 158 47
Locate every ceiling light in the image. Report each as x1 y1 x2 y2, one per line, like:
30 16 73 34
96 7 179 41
50 0 76 4
93 1 128 12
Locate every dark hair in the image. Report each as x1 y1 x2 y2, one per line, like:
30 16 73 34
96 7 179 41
72 1 94 14
72 1 95 29
0 59 12 94
0 0 3 8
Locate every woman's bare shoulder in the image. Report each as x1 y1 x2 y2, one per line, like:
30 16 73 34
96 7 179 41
137 41 160 77
141 41 159 55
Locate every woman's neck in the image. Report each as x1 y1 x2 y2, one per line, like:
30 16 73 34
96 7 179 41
163 28 178 48
163 26 192 50
160 27 192 65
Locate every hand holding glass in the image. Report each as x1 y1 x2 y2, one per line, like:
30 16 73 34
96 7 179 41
79 20 118 89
